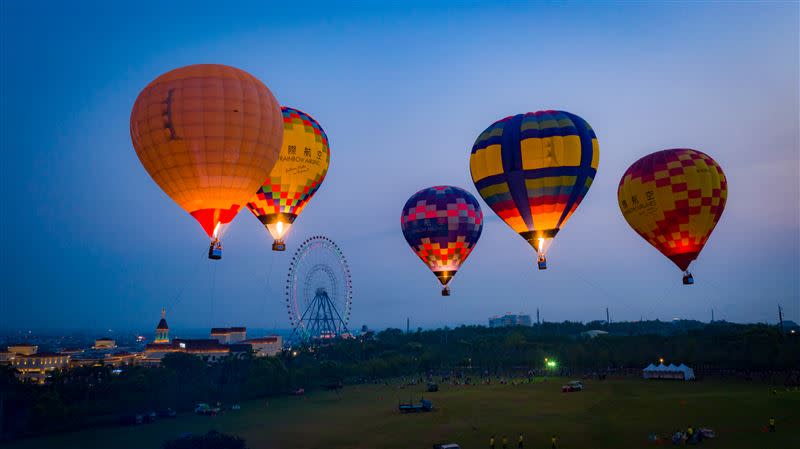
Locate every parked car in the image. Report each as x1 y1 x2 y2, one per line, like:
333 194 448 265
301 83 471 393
561 380 584 392
433 444 461 449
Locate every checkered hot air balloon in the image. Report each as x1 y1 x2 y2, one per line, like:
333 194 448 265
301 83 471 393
130 64 284 260
401 186 483 296
618 149 727 284
469 111 599 269
246 107 330 251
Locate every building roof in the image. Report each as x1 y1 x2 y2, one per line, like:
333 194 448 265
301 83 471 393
244 336 279 343
96 337 114 341
146 339 229 354
17 352 67 358
211 326 246 334
60 347 84 353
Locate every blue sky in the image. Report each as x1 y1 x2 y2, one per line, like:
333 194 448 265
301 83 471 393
1 1 798 331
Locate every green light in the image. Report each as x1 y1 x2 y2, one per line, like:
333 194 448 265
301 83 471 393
546 360 557 368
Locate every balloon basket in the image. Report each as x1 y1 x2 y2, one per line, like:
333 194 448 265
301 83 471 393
537 257 547 270
272 240 286 251
208 240 223 260
682 272 694 285
441 287 450 296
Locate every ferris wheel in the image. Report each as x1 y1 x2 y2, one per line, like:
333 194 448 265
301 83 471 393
285 236 352 341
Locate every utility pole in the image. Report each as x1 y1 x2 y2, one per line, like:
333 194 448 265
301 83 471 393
406 317 410 334
536 308 540 325
711 308 714 323
778 305 784 333
606 307 610 326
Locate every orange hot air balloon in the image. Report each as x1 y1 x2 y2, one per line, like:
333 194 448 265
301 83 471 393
618 149 727 284
130 64 283 259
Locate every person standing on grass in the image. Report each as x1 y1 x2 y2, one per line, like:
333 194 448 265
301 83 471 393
502 435 508 449
551 435 558 449
517 433 524 448
769 417 776 432
489 435 495 449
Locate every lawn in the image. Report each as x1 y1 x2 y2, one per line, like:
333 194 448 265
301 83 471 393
8 378 800 449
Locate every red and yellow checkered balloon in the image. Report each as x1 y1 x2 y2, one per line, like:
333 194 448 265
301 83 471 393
247 107 330 249
618 149 727 273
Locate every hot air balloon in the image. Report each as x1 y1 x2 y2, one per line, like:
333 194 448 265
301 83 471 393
130 64 283 259
618 149 727 284
246 107 330 251
401 186 483 296
470 111 599 269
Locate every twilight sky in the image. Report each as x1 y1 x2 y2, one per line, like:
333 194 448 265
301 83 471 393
1 1 798 331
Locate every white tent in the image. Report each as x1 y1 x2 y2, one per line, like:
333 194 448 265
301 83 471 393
677 364 695 380
643 362 695 380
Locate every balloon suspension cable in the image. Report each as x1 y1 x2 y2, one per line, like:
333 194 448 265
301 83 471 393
209 260 218 326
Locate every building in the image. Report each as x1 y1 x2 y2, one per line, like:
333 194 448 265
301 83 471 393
93 338 116 349
142 339 230 366
210 327 247 344
11 352 70 383
70 347 140 367
59 347 85 356
243 335 283 357
489 314 532 328
103 351 139 367
7 343 38 356
155 308 170 343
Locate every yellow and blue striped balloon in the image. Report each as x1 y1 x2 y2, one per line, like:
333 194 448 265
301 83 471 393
469 111 599 267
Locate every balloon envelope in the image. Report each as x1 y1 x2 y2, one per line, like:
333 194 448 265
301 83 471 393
130 64 283 239
401 186 483 288
618 148 727 272
247 107 330 246
470 111 599 261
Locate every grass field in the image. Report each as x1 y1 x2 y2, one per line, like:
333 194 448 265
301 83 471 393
8 378 800 449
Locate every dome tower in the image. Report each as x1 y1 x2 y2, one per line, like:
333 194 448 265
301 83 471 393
155 308 169 343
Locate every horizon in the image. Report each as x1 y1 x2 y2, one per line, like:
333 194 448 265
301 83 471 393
3 315 795 336
1 2 798 331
